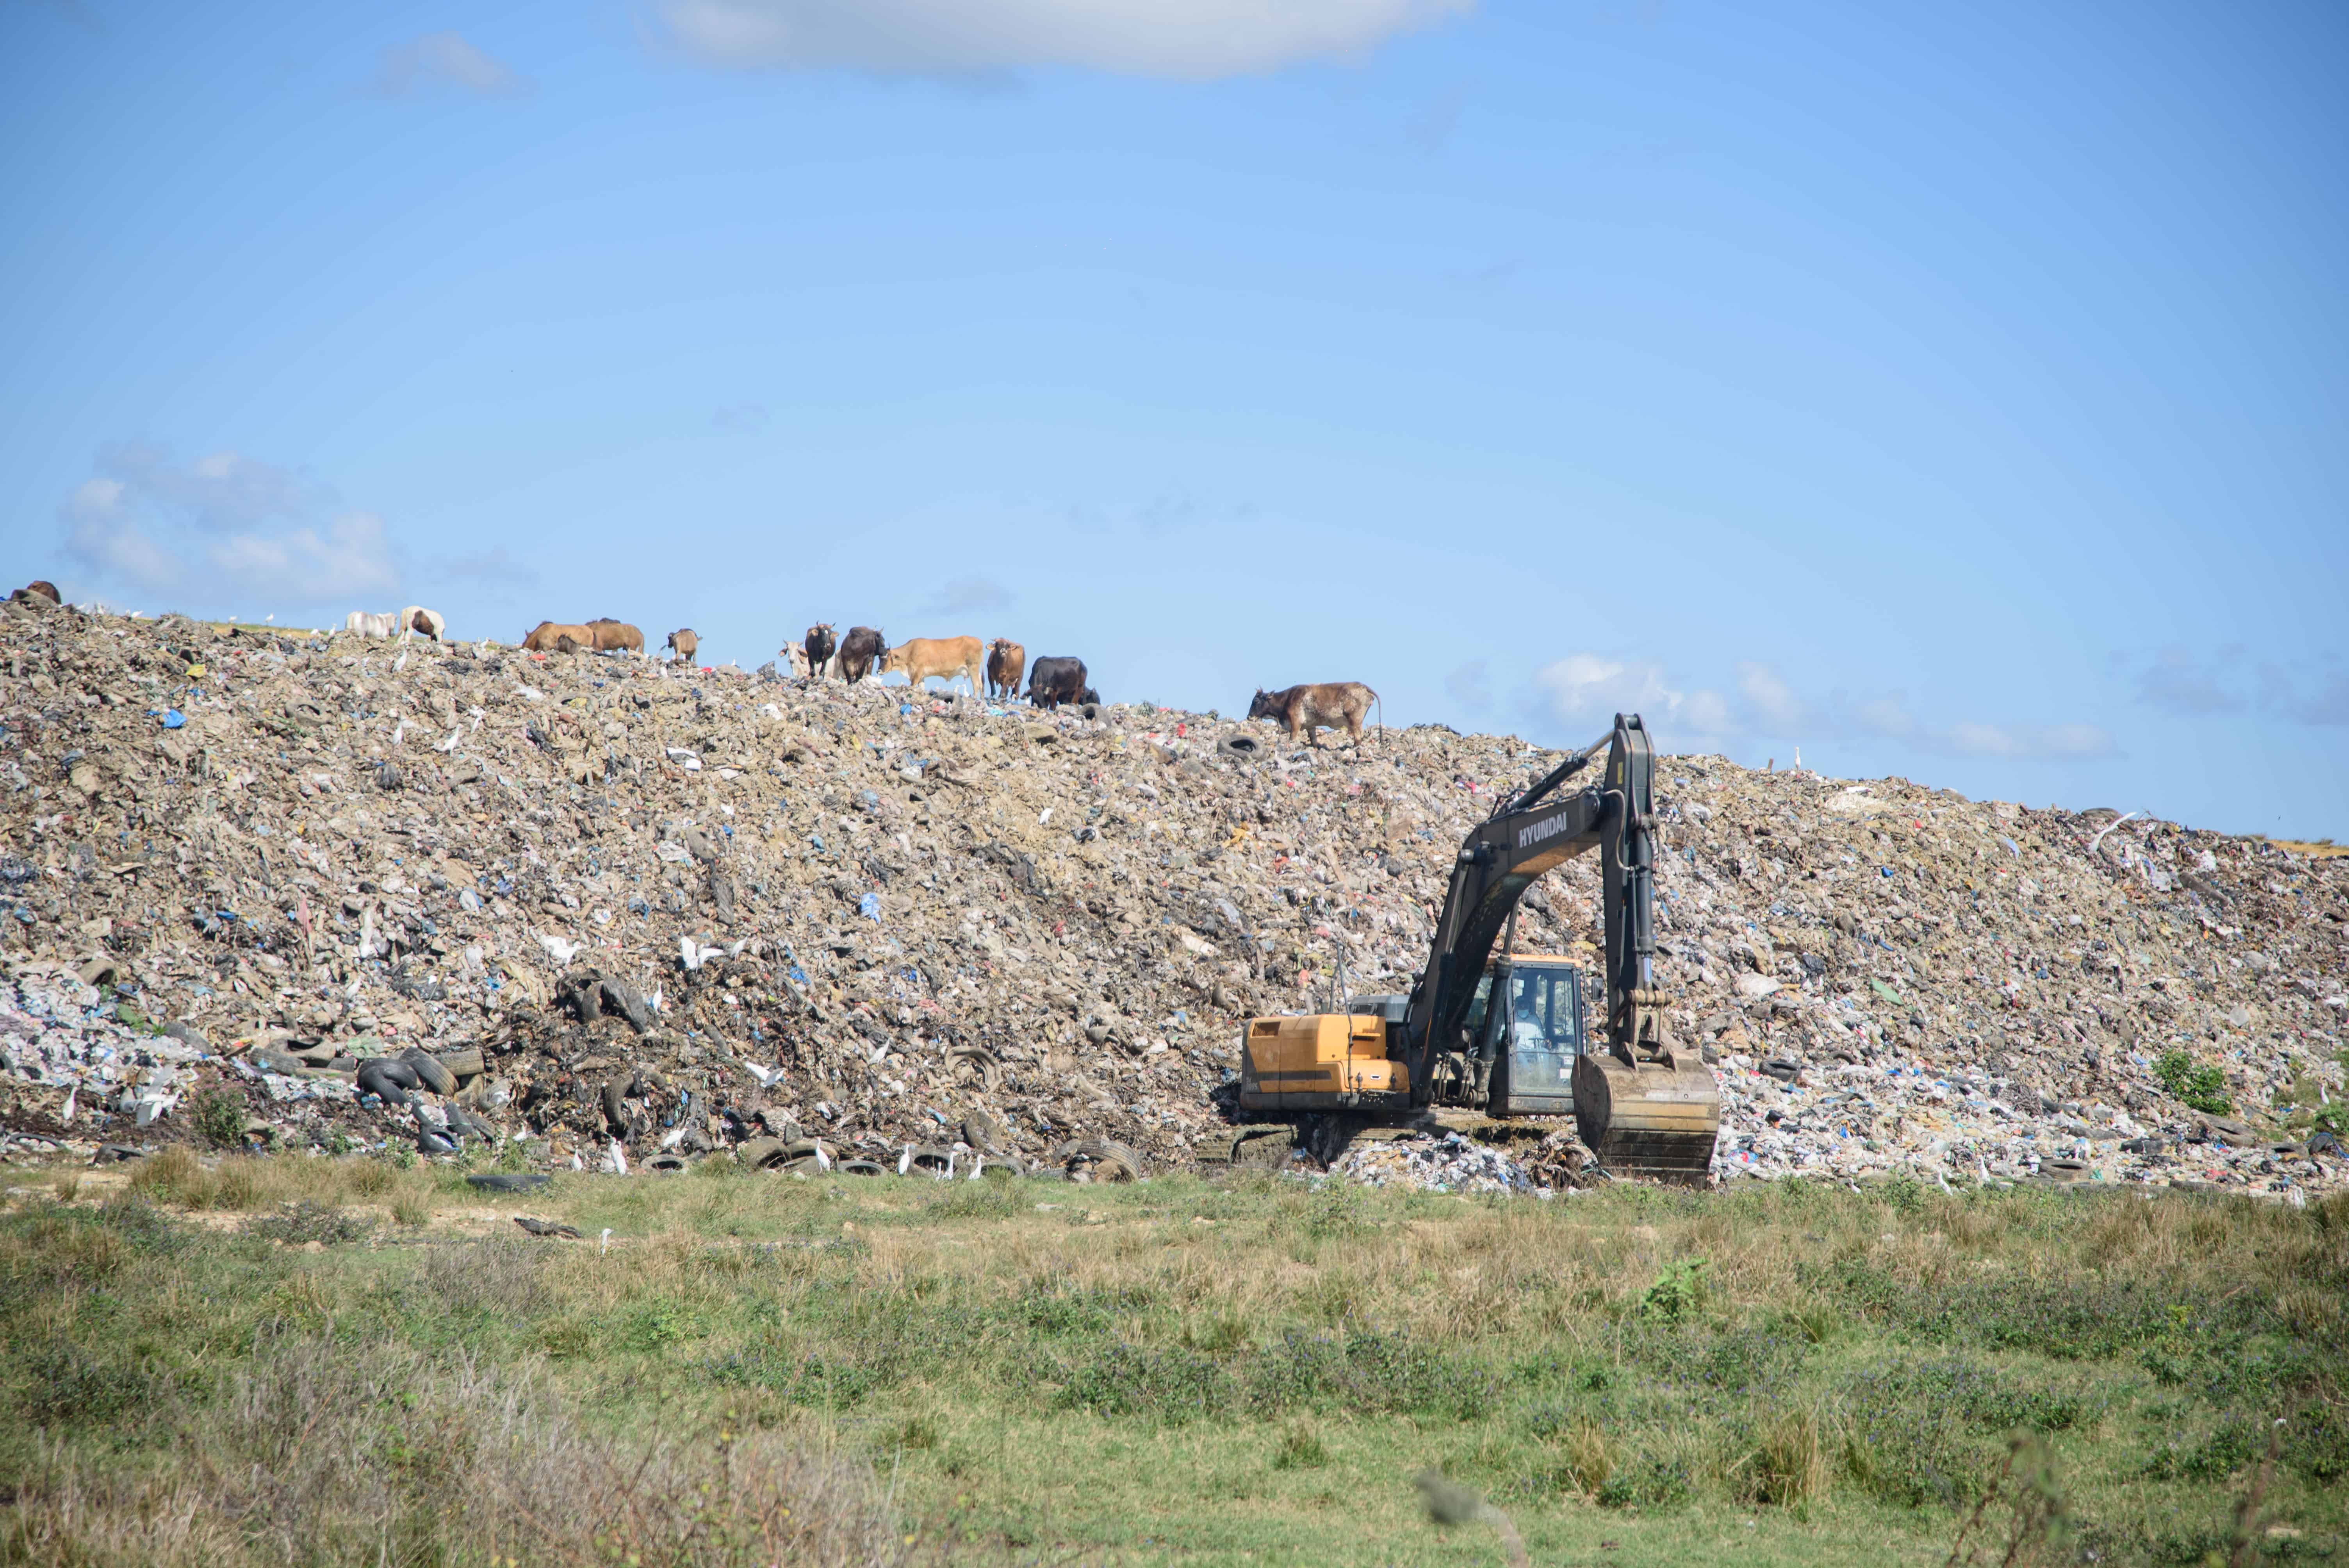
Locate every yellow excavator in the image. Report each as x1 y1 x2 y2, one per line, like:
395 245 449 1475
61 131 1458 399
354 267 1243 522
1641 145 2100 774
1232 713 1720 1183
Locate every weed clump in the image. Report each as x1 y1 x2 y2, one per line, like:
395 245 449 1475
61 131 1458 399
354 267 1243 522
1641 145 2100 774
2154 1051 2234 1115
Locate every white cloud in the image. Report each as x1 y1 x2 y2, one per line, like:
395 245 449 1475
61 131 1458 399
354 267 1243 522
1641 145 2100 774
58 444 401 611
1524 650 2116 763
653 0 1475 78
205 514 398 602
1736 661 1806 731
372 31 531 97
1529 654 1730 742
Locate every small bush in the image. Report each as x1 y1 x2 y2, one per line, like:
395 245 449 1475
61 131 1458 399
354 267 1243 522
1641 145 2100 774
189 1086 250 1150
1640 1258 1710 1324
2154 1051 2233 1115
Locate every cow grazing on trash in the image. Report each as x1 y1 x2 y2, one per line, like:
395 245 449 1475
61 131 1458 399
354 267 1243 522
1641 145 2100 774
10 581 60 606
1079 686 1101 708
803 624 837 680
837 625 886 682
523 621 597 652
667 628 698 665
986 639 1026 701
398 606 445 641
1027 656 1089 709
345 610 399 639
1248 681 1381 747
783 642 811 679
882 635 985 697
588 619 644 656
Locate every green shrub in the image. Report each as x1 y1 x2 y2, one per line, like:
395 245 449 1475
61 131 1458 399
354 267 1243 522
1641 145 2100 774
189 1086 249 1150
1641 1258 1709 1324
2154 1051 2233 1115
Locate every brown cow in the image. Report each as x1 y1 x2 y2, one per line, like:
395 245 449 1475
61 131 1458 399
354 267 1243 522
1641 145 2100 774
588 618 644 656
667 628 699 664
11 581 61 606
1248 682 1381 747
985 639 1025 701
883 634 985 697
523 621 597 652
837 625 885 682
804 623 836 679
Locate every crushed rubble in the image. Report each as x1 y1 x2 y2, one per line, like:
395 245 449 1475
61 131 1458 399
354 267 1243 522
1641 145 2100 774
0 598 2342 1197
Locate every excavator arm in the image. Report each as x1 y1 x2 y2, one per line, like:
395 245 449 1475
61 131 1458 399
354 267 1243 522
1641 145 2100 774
1401 713 1719 1181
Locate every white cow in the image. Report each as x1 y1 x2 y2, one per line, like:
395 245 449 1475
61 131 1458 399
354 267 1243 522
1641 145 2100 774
398 606 446 641
783 643 811 679
345 610 398 638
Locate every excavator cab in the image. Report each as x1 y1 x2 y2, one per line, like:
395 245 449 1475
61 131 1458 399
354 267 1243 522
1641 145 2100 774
1481 959 1584 1117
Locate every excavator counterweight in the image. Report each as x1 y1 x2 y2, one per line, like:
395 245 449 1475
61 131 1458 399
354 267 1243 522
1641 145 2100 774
1233 713 1720 1183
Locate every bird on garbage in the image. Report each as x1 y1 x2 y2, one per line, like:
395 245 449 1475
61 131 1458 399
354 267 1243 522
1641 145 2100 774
897 1144 914 1175
513 1216 581 1239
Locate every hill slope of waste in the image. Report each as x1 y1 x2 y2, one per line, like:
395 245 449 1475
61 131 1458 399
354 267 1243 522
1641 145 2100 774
1 600 2344 1195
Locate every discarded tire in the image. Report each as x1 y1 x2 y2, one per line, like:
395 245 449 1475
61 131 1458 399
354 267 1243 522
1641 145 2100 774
356 1058 422 1105
645 1153 688 1174
838 1159 886 1177
1216 734 1263 760
1062 1138 1142 1182
401 1047 456 1096
735 1136 789 1170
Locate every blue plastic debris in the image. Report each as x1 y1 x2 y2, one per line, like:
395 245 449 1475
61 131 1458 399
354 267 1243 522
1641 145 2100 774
161 709 185 729
787 965 808 985
859 892 881 921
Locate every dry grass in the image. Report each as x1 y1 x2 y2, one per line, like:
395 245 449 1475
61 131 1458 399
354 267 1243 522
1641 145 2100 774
123 1146 435 1214
0 1333 913 1568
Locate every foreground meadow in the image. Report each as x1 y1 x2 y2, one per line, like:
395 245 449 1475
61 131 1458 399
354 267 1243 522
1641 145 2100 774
1 1153 2342 1566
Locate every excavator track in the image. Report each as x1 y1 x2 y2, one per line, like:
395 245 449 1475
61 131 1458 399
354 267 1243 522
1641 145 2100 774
1572 1050 1721 1184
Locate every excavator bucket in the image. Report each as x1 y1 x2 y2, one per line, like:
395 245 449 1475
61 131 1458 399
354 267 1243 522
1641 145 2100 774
1572 1050 1720 1183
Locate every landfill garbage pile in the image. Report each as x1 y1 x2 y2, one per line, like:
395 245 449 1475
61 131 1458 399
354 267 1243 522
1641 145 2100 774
0 598 2343 1197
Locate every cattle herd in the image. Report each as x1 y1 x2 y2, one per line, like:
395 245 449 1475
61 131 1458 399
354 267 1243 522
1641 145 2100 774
44 589 1383 747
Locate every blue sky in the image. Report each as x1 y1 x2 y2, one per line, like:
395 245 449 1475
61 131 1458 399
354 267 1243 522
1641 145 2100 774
4 0 2343 836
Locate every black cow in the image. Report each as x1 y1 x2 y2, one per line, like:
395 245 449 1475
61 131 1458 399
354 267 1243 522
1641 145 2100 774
837 625 886 682
1078 686 1101 707
1027 656 1089 709
804 622 836 679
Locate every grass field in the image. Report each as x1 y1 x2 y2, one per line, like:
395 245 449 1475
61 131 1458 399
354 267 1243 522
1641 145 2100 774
1 1152 2342 1566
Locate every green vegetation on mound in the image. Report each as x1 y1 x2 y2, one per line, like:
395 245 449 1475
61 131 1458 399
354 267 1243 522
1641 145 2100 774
1 1162 2343 1566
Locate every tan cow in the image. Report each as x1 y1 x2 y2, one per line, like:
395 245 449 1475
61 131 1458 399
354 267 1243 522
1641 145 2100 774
588 619 645 656
882 634 985 697
985 638 1025 701
523 621 597 652
1248 682 1382 747
667 628 699 664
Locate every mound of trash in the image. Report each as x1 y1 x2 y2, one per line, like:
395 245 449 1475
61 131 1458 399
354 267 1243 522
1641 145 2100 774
0 598 2342 1196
